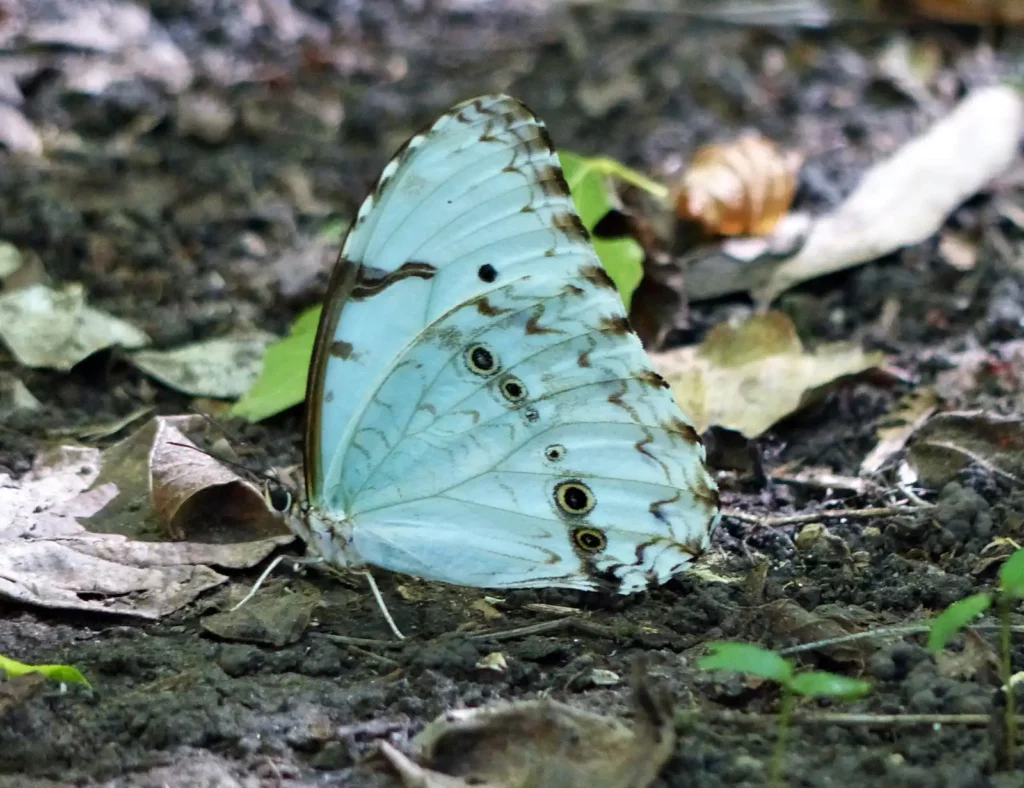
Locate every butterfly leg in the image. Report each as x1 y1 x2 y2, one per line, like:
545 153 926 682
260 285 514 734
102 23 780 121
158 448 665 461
230 554 325 612
363 570 405 641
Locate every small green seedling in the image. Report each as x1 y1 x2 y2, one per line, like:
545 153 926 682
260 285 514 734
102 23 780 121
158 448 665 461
0 653 91 689
927 548 1024 768
699 642 871 788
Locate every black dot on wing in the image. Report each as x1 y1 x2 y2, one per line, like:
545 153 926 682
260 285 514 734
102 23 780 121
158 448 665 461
478 264 497 282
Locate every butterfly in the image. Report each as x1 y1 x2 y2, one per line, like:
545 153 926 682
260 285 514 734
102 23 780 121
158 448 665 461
270 95 719 630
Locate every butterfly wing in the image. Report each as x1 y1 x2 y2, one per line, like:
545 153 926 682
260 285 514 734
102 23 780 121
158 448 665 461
304 95 719 592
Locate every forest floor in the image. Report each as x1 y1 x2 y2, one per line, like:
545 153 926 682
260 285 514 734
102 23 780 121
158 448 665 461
2 2 1024 787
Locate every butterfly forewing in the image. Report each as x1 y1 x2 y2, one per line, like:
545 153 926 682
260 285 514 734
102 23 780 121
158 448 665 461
304 95 719 593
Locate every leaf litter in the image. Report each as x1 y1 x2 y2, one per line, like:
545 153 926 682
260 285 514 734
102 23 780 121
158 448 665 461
651 311 883 437
0 415 292 618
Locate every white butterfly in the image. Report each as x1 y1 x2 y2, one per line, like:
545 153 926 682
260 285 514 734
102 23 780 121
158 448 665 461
277 95 719 620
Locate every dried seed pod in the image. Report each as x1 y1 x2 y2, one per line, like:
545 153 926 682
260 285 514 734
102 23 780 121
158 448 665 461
675 135 803 237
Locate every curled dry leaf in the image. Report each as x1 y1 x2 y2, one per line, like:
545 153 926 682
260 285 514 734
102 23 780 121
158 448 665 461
651 311 883 437
378 664 675 788
0 415 291 618
675 135 802 237
0 282 149 370
902 411 1024 489
686 85 1024 304
129 333 277 399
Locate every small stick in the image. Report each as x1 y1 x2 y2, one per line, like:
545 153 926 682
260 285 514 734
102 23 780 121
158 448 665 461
723 506 922 528
319 634 403 650
704 711 1018 727
777 623 1024 657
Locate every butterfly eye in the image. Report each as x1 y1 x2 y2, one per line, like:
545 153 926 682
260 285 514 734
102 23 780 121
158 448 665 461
554 480 595 516
499 375 527 403
466 344 499 376
544 444 566 461
572 527 607 553
266 486 292 513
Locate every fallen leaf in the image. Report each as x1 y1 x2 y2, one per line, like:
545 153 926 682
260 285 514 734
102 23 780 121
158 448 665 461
0 374 40 420
686 85 1024 304
558 151 645 310
651 311 883 436
46 405 153 441
471 598 504 622
130 333 276 399
231 306 319 422
378 663 675 788
903 411 1024 489
674 134 802 237
201 583 320 647
0 241 23 278
763 600 881 666
938 230 979 271
860 389 939 476
935 629 999 681
0 282 149 370
0 654 91 688
0 416 292 618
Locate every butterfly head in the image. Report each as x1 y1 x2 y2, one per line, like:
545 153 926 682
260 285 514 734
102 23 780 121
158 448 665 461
262 480 356 569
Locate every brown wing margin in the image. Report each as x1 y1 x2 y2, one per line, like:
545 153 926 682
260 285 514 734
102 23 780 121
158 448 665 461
303 252 360 503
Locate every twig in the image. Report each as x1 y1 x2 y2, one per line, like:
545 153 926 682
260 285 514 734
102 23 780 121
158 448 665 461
777 623 1024 657
319 634 404 650
344 644 400 668
704 710 1011 727
467 616 618 642
723 506 922 528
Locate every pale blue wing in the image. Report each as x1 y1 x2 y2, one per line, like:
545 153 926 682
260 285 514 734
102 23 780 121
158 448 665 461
305 95 719 593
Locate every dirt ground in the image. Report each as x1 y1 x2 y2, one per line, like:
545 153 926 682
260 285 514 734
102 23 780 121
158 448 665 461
2 2 1024 786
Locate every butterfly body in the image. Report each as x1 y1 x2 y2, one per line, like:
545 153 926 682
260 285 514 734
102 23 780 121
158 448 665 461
291 95 719 596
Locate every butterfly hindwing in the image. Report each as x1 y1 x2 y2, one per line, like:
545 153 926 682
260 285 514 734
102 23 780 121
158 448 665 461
305 95 719 592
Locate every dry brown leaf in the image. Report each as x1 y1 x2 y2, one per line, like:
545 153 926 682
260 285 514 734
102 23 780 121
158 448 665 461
686 86 1024 304
651 311 883 437
378 665 675 788
763 600 881 666
902 411 1024 489
675 135 802 237
860 389 939 476
0 415 292 618
935 629 999 681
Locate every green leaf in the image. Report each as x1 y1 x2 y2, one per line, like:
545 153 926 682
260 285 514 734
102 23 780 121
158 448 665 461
0 654 91 689
230 306 321 422
789 671 872 700
999 549 1024 598
927 593 992 653
558 151 644 311
697 642 793 684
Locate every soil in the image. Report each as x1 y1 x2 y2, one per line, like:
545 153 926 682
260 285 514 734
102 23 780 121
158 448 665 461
2 3 1024 787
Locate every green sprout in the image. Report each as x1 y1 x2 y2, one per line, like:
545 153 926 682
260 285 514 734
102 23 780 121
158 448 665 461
699 642 871 787
0 653 91 689
927 548 1024 768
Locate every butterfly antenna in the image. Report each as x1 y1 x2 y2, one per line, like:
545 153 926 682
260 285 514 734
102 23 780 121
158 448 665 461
166 441 286 491
364 570 405 640
231 555 325 611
